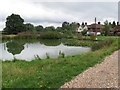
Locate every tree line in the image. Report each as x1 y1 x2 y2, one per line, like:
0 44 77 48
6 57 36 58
3 14 80 34
3 14 118 35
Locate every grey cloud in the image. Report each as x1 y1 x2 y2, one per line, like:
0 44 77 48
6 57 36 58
0 2 118 30
25 18 63 24
33 2 117 22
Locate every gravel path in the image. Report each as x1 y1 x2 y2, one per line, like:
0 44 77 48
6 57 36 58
60 50 119 88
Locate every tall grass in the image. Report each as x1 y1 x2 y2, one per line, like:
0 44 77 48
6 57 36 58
40 32 62 39
62 39 97 47
92 39 116 51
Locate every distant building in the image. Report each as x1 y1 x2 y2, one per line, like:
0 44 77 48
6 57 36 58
87 23 104 35
76 24 88 33
114 25 120 33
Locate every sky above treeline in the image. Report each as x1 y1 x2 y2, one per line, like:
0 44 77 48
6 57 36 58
0 0 119 31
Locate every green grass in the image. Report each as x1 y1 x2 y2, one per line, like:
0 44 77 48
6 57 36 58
62 39 98 47
70 35 119 40
83 36 119 40
2 38 119 88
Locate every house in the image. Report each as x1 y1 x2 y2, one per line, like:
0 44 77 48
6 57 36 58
76 24 88 33
109 24 120 35
113 25 120 35
114 25 120 32
87 23 104 35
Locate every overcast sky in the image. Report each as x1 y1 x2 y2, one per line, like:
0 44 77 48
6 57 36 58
0 0 119 31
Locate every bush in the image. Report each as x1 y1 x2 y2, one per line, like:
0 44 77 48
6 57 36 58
81 30 87 35
90 33 97 40
40 32 62 39
117 32 120 36
76 33 83 39
13 35 37 39
92 39 115 51
2 36 11 40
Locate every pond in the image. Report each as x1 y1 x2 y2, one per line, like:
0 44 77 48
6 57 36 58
0 40 91 61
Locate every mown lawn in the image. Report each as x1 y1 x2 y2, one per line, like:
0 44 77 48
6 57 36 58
2 38 119 88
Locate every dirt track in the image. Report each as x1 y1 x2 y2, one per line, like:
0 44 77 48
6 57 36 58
60 50 119 88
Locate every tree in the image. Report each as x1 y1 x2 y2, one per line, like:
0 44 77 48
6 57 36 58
62 21 70 30
112 21 116 28
24 23 34 31
102 21 110 36
62 22 80 34
82 22 84 26
70 22 80 31
4 14 24 34
35 25 43 32
85 22 87 25
44 26 55 31
117 22 119 25
56 27 62 32
98 22 101 24
69 22 80 34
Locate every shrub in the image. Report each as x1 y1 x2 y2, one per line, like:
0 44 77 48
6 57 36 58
13 35 37 39
34 55 41 60
2 36 11 40
40 32 62 39
81 30 87 35
46 53 50 59
76 33 83 39
117 32 120 36
59 51 65 58
92 39 115 51
90 33 97 40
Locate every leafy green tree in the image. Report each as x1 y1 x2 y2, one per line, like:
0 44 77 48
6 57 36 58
62 22 80 34
82 22 84 25
44 26 55 31
102 20 110 36
56 27 63 32
98 22 101 24
35 25 43 32
117 22 119 25
112 21 116 28
62 21 70 30
4 14 24 34
24 23 34 31
69 22 80 31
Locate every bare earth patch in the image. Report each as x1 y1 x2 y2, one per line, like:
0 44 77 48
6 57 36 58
60 50 119 88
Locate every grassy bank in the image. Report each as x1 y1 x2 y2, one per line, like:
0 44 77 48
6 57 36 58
1 34 119 40
62 39 97 47
2 38 119 88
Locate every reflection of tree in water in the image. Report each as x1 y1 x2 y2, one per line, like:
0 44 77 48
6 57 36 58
40 39 61 46
6 41 24 55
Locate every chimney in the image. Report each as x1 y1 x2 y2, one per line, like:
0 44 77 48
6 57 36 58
85 22 87 25
95 17 96 24
98 22 101 24
117 21 119 25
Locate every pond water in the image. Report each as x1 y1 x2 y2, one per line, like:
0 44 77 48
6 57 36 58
0 40 91 61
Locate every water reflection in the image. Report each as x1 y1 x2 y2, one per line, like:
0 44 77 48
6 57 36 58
39 39 61 46
6 41 24 55
1 40 91 61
